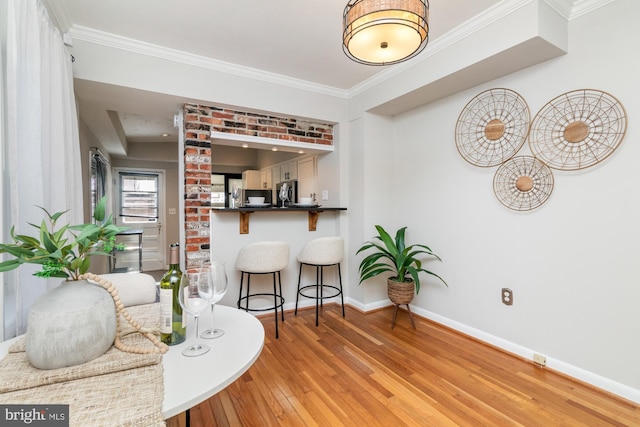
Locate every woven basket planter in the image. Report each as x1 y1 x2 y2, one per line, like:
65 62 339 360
387 279 415 305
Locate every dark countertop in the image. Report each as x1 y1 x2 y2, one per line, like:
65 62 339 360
211 206 346 212
211 206 346 233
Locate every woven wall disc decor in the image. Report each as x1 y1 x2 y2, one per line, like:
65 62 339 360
528 89 627 171
493 156 554 211
455 88 530 167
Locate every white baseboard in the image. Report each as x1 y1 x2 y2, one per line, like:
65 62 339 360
258 296 640 404
343 297 389 312
409 305 640 404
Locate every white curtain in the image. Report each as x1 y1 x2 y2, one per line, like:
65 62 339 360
4 0 83 335
0 3 6 341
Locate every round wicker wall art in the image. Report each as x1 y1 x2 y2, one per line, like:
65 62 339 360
528 89 627 171
493 156 554 211
455 88 530 168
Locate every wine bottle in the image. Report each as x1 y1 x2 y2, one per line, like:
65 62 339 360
160 243 186 345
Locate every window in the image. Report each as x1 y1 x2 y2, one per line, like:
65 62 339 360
118 172 159 223
90 148 109 222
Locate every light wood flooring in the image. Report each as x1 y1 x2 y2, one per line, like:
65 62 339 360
173 304 639 426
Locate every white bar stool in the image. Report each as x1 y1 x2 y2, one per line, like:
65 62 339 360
295 237 345 326
235 241 290 338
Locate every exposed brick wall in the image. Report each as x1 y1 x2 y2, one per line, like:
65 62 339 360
183 103 334 267
196 105 333 146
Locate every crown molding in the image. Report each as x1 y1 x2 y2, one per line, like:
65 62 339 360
569 0 616 19
348 0 615 97
542 0 615 19
65 0 615 100
68 25 349 100
348 0 535 96
542 0 575 17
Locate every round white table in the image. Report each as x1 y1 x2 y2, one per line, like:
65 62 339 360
0 305 265 421
162 305 264 418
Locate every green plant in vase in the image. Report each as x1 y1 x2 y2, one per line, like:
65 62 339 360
357 225 447 293
0 196 126 279
0 196 129 370
357 225 447 328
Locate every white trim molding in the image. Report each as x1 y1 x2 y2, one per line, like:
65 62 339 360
411 304 640 404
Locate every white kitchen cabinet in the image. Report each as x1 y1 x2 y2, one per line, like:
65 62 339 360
271 165 281 186
286 160 297 181
278 160 298 182
297 156 317 201
260 168 272 190
280 163 289 182
242 170 261 190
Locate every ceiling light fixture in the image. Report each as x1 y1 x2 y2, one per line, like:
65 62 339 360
342 0 429 66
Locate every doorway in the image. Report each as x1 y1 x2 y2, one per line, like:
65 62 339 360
113 167 167 271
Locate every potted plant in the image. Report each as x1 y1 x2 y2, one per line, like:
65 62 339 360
0 196 128 369
357 225 447 327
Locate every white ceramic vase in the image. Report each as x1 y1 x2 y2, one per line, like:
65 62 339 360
26 280 117 370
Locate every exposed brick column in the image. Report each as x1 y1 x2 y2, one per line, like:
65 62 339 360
184 105 212 268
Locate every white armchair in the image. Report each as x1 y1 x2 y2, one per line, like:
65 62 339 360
98 272 158 307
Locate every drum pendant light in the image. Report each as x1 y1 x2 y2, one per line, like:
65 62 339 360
343 0 429 66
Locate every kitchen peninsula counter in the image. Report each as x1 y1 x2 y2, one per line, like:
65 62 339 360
209 205 346 313
211 206 347 234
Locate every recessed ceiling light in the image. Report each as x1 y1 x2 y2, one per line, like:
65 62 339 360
242 143 249 148
162 133 170 137
272 147 278 151
298 150 304 154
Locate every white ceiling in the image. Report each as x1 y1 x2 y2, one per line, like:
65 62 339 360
43 0 575 156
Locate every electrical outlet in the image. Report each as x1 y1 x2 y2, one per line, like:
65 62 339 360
321 190 329 201
501 288 513 305
533 353 547 366
168 208 177 215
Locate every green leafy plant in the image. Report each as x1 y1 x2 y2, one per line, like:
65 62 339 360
356 225 447 294
0 197 127 280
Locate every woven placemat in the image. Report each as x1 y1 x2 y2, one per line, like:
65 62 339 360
0 303 165 426
0 363 164 426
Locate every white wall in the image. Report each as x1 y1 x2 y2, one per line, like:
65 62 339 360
374 0 639 401
64 0 638 402
209 210 345 311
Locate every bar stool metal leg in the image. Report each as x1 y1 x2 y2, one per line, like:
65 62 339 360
295 264 303 315
234 241 289 339
237 272 245 310
278 271 284 322
296 262 344 326
272 272 279 338
295 237 344 326
338 264 345 317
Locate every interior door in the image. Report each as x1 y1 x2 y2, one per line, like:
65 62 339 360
113 168 166 272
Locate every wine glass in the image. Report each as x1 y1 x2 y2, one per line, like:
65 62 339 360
178 270 211 356
230 184 240 208
279 183 289 208
201 261 228 339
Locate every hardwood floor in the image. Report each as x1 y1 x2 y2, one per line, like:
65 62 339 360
184 305 639 426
